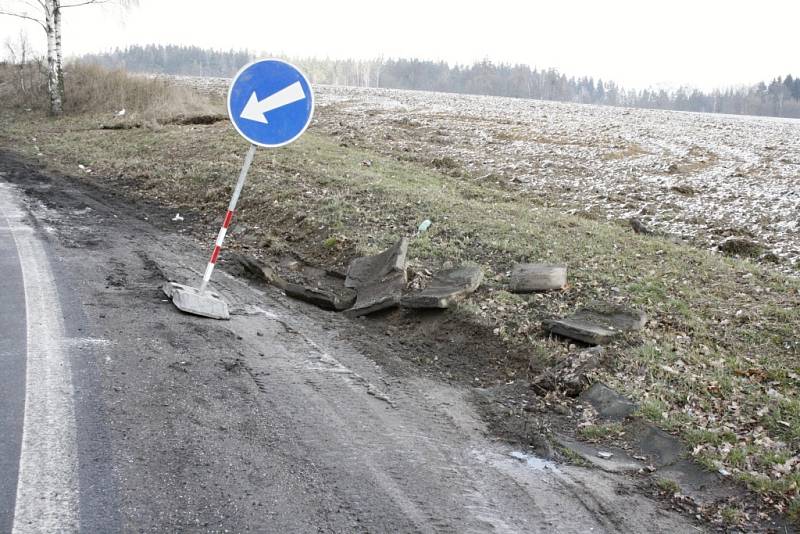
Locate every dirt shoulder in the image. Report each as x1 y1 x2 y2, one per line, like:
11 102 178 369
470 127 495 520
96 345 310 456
1 143 709 534
1 91 798 528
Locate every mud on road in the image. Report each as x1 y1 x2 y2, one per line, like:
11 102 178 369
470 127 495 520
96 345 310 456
0 150 708 532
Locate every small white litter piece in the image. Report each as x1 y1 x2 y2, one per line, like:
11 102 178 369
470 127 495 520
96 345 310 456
416 219 432 236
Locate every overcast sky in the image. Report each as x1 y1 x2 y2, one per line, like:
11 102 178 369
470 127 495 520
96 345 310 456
2 0 798 90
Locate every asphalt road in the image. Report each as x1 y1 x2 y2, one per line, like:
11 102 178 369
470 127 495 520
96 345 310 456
0 151 700 533
0 182 26 534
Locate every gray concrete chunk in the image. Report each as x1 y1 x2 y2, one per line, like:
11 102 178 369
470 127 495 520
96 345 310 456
555 436 643 473
345 272 406 317
545 318 617 345
344 238 409 316
580 382 638 421
402 265 483 309
284 283 356 311
628 421 685 467
509 263 567 292
163 282 230 320
345 238 408 289
231 253 287 289
544 303 647 345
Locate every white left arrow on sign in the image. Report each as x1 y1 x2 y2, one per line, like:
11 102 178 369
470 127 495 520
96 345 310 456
240 81 306 124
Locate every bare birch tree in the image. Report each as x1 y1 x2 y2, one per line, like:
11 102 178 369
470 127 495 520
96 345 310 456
4 30 31 92
0 0 136 114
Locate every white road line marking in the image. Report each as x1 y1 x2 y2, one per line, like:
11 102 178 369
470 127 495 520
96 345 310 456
0 184 80 533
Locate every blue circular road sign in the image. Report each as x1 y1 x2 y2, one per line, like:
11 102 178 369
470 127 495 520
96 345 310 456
227 59 315 148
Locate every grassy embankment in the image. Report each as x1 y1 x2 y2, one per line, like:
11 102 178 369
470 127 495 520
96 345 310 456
1 64 798 521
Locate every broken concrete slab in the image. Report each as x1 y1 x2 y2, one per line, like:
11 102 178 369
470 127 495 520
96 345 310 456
656 459 725 494
162 282 230 320
344 238 408 317
232 253 356 312
543 303 647 345
402 264 483 309
284 283 356 311
345 272 406 317
628 420 684 467
556 436 643 473
509 263 567 292
345 237 408 289
580 382 638 421
230 253 287 289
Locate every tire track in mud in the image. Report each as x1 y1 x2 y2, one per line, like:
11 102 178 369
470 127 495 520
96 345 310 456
219 289 699 533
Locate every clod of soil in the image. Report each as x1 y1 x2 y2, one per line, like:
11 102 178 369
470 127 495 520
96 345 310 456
670 184 696 196
629 217 652 234
162 114 228 126
718 237 765 257
99 122 142 130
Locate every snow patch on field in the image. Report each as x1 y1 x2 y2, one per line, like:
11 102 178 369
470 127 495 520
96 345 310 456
176 76 800 272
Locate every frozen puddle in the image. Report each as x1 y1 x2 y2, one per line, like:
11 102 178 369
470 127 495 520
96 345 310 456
508 450 557 471
472 448 557 473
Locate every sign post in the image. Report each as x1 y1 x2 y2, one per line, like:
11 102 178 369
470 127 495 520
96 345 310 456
197 143 256 295
164 59 315 319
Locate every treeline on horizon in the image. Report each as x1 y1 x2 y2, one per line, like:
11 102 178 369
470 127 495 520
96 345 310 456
80 44 800 119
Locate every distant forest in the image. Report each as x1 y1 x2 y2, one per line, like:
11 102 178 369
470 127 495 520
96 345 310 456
81 44 800 118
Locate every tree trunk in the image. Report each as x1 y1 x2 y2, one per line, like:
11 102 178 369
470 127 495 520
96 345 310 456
45 0 63 115
54 0 64 109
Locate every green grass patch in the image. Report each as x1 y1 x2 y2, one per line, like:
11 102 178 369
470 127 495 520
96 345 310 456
577 422 624 442
656 478 680 494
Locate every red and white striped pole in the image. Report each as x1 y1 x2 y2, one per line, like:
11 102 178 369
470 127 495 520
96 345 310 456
198 143 257 294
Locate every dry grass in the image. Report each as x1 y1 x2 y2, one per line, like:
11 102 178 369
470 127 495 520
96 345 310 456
64 64 223 120
0 62 222 120
0 60 47 108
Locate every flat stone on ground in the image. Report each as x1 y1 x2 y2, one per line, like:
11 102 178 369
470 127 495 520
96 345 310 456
509 263 566 292
402 264 483 308
580 382 638 421
628 420 684 467
657 459 725 494
544 303 647 345
555 436 643 473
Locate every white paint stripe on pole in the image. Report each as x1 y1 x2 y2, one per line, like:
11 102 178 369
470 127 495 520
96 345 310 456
199 143 257 294
215 227 227 247
202 261 215 286
0 184 80 534
227 144 257 213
